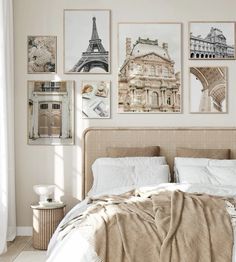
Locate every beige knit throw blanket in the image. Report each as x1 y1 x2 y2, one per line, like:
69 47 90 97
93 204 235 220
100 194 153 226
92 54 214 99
59 190 234 262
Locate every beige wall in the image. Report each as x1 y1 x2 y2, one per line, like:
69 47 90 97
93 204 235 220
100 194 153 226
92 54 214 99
14 0 236 227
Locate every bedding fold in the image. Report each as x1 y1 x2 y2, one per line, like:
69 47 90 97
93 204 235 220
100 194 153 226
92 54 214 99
58 190 234 262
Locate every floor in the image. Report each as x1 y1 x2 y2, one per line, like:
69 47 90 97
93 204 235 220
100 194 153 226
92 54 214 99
0 237 46 262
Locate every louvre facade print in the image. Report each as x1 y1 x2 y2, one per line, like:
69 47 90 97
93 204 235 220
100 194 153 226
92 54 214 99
118 23 182 113
189 22 235 60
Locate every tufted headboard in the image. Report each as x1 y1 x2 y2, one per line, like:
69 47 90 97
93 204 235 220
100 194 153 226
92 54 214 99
82 127 236 198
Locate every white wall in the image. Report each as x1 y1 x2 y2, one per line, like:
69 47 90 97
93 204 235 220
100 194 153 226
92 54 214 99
14 0 236 227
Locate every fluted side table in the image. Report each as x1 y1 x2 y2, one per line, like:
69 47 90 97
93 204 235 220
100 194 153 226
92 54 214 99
31 202 66 250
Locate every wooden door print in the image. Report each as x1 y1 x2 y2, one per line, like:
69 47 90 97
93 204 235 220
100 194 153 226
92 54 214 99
38 102 62 137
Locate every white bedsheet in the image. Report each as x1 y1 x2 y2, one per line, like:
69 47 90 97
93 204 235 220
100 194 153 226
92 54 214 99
47 183 236 262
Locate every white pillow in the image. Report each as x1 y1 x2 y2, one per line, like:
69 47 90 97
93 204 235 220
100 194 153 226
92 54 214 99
177 166 215 184
207 166 236 186
174 157 210 182
90 157 167 196
92 156 166 169
135 164 170 187
178 166 220 185
209 159 236 167
175 157 210 167
89 164 136 196
177 166 236 186
175 157 236 186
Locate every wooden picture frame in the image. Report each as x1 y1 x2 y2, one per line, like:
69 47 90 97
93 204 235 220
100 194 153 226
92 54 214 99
27 36 57 74
189 67 228 114
189 22 236 60
81 80 111 119
28 80 74 145
64 9 111 74
118 22 182 113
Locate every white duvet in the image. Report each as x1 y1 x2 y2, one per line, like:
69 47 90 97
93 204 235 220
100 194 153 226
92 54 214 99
47 183 236 262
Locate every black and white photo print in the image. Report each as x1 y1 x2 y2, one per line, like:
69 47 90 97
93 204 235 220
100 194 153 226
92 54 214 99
189 22 235 60
64 9 110 74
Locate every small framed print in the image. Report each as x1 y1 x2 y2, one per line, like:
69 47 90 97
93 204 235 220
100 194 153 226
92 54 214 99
190 67 227 113
64 9 111 74
82 81 110 118
189 22 236 60
28 80 74 145
28 36 57 73
118 22 182 113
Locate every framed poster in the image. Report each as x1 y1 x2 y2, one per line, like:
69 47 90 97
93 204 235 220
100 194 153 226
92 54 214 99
82 80 110 118
64 9 111 74
118 23 182 113
190 67 227 113
189 22 236 60
28 36 57 73
28 80 74 145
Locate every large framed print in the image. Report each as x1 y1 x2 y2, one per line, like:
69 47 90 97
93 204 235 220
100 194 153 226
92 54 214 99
190 67 228 113
118 23 182 113
28 80 74 145
189 22 236 60
28 36 57 73
82 80 110 118
64 9 111 74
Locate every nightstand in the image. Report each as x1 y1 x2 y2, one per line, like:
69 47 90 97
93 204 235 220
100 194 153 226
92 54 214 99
31 203 66 250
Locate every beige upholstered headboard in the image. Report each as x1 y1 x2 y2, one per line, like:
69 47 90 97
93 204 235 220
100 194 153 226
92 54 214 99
82 127 236 198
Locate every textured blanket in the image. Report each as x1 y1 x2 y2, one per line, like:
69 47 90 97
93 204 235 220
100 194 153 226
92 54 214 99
59 190 234 262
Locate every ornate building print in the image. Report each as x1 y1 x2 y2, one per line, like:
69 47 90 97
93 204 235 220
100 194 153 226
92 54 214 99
28 81 74 145
64 10 110 74
118 23 181 113
190 67 227 113
190 22 235 59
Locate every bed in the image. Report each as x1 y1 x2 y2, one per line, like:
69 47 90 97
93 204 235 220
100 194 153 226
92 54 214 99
47 127 236 262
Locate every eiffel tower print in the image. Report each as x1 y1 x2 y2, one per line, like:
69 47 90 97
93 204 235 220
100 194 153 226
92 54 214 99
70 17 109 73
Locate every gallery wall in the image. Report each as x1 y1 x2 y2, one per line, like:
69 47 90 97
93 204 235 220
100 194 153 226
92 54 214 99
14 0 236 230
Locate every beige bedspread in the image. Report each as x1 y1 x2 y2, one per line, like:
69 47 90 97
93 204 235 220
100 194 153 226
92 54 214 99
59 190 234 262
